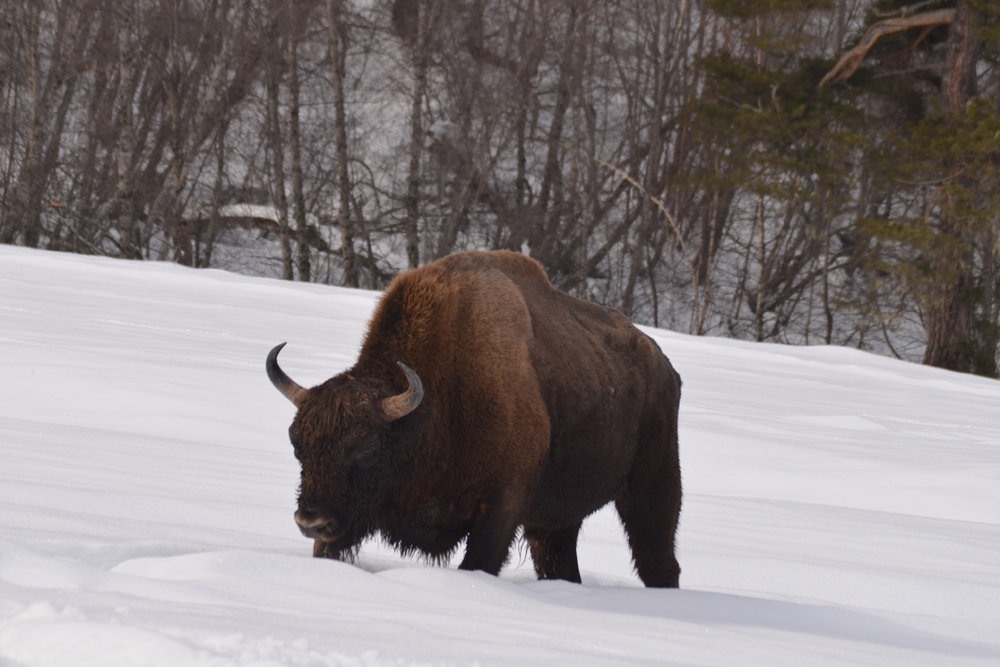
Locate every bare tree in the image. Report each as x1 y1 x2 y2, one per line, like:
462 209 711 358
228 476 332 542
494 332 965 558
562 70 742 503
327 0 359 286
285 0 311 281
3 0 98 248
398 0 437 269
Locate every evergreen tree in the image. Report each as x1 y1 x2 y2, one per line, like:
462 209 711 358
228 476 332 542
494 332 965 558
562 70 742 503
691 0 863 343
827 0 1000 376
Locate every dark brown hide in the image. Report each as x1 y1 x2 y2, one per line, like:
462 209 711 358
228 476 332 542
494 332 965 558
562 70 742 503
269 250 682 587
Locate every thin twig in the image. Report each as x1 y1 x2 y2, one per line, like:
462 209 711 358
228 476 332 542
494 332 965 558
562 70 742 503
590 155 691 262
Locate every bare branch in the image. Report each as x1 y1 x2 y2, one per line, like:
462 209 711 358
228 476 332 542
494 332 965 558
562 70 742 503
819 8 955 88
591 155 691 264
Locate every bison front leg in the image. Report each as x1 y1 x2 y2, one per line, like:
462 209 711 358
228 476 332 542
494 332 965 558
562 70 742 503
313 540 341 559
458 492 523 575
524 523 582 583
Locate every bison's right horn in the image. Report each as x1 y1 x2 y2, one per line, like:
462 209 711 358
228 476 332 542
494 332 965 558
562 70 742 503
266 342 309 407
381 362 424 421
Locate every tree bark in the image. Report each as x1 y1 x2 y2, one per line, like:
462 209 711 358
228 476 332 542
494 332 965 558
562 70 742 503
286 0 311 282
8 1 92 249
922 1 984 373
113 0 143 259
264 17 294 280
403 0 432 269
531 2 578 265
326 0 358 286
819 9 956 88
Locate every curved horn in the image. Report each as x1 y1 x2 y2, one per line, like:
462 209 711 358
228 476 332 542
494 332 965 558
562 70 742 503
266 343 309 407
381 362 424 421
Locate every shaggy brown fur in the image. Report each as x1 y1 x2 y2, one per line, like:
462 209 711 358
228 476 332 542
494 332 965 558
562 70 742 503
268 250 682 587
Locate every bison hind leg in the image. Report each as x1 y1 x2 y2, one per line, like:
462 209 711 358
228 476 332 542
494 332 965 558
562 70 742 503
615 489 681 588
524 523 583 584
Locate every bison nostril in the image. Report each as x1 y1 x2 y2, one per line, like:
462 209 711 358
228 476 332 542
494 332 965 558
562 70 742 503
294 507 319 525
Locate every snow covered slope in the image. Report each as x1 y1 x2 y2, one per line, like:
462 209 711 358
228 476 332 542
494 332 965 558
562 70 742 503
1 245 999 666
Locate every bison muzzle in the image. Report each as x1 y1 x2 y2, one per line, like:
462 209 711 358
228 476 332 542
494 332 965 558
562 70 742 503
266 250 682 587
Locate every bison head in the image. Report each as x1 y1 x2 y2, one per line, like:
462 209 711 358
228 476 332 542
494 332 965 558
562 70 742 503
266 343 424 559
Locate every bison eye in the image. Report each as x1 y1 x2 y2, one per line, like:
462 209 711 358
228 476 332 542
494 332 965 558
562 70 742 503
348 446 379 470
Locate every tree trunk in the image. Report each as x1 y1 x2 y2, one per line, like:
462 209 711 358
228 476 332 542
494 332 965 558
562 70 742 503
403 0 432 269
327 0 358 287
9 1 89 249
531 2 578 265
922 0 983 373
286 0 311 282
13 2 44 248
113 0 143 259
264 27 294 280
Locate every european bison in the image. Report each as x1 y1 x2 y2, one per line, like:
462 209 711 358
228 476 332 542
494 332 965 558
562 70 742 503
266 250 682 587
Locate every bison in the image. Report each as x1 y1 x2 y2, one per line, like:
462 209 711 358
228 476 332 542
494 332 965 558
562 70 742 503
266 250 682 587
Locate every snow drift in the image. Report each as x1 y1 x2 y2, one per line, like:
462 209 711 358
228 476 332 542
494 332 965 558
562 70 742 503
1 245 999 666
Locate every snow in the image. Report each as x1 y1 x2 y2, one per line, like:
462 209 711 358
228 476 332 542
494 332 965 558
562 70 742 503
2 245 999 666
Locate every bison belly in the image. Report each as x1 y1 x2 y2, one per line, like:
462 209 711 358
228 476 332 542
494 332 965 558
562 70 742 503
526 418 640 528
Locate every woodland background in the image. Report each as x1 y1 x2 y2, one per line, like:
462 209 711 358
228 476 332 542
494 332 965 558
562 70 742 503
2 0 999 377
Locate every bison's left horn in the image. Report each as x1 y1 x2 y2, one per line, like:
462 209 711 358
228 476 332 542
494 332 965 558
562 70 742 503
266 343 309 407
381 362 424 421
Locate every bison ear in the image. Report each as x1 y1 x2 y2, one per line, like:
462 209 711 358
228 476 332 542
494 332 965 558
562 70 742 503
380 362 424 422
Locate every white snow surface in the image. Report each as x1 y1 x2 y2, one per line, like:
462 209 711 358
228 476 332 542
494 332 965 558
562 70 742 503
2 245 999 666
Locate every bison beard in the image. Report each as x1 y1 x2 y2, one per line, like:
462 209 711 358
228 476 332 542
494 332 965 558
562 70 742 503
267 250 682 587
